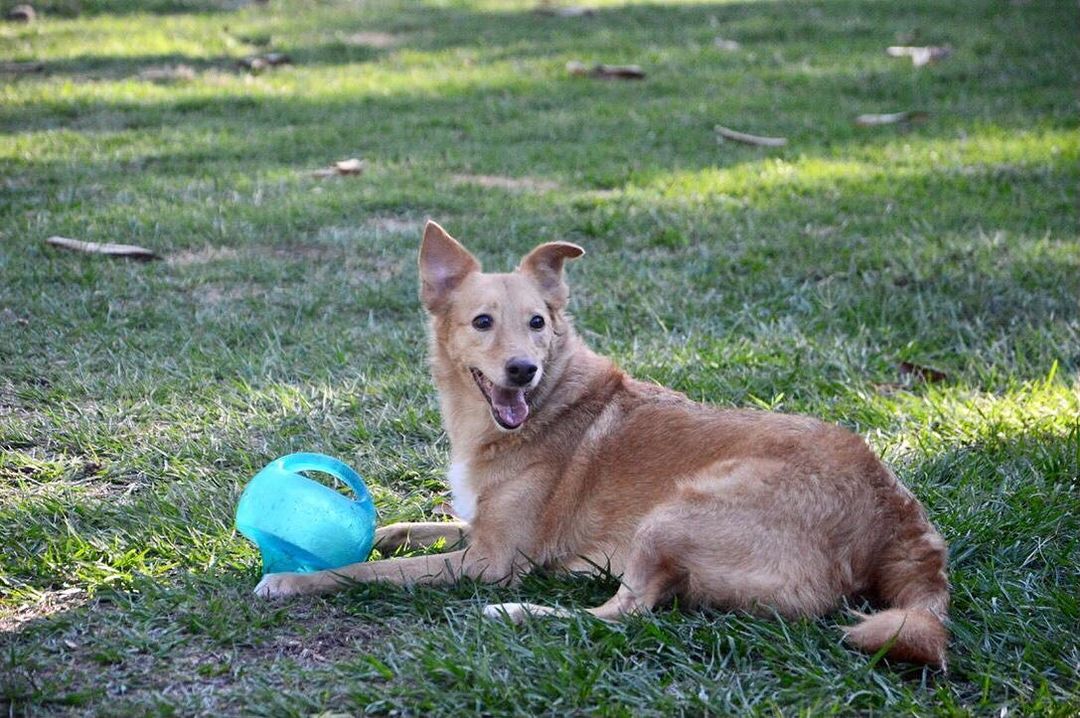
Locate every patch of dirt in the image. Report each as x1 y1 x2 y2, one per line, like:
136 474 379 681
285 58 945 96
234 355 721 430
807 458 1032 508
167 216 427 270
0 588 89 632
346 255 406 284
169 237 409 292
451 174 560 192
256 614 398 668
577 188 623 202
196 284 263 307
169 245 336 267
268 244 340 261
138 64 197 83
342 31 400 49
364 216 424 235
7 595 405 715
166 246 242 267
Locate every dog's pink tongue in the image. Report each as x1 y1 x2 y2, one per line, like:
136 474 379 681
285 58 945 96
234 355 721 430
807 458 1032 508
491 386 529 428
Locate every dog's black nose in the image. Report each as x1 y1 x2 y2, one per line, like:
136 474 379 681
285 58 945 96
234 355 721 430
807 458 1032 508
505 358 538 386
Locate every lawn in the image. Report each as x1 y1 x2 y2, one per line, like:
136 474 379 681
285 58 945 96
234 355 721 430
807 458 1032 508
1 0 1078 715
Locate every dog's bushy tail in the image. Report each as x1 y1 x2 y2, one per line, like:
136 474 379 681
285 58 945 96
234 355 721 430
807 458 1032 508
844 503 950 667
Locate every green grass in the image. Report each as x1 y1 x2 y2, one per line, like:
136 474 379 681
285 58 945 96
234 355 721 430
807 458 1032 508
2 0 1078 714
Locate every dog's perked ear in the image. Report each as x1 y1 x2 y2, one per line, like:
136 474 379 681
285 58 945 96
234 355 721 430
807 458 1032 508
419 221 481 312
518 242 585 309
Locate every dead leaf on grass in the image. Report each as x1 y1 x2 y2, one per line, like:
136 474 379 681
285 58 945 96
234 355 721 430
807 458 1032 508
854 110 930 127
1 308 30 326
238 52 291 73
45 236 161 261
566 60 646 80
715 125 788 147
898 361 949 384
311 158 366 178
886 45 952 67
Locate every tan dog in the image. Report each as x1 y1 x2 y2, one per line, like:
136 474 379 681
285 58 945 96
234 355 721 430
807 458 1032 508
255 221 950 666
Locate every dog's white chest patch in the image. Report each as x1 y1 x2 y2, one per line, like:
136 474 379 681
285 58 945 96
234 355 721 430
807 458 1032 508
448 462 477 522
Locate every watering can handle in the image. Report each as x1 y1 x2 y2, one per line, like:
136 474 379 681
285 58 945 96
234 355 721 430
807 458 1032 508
274 452 373 505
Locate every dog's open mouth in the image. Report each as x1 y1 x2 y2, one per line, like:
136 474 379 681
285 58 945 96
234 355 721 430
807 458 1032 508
470 368 530 430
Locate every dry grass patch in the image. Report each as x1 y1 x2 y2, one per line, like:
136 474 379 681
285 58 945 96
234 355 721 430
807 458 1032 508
0 588 89 633
342 31 400 49
451 174 560 192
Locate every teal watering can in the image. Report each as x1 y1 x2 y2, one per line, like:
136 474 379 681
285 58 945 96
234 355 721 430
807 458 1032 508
236 453 377 575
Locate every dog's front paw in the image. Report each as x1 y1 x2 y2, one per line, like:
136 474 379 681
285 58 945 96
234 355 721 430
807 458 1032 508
254 572 315 599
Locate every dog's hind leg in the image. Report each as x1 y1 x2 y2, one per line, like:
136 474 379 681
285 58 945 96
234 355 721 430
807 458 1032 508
483 513 686 624
484 492 841 625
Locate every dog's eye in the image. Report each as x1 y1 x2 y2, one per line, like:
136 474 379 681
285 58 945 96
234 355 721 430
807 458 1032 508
472 314 493 331
529 315 545 331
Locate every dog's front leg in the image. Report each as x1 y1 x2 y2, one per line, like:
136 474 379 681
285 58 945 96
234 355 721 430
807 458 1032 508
253 548 500 599
374 521 470 554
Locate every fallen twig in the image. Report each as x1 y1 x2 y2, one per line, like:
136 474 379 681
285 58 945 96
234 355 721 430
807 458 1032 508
566 61 646 80
854 110 929 127
45 236 160 261
311 158 366 178
715 125 788 147
886 45 952 67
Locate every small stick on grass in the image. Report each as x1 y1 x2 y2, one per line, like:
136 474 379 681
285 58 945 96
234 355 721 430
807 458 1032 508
45 236 160 261
854 110 929 127
566 61 646 80
886 45 952 67
311 158 366 178
715 125 788 147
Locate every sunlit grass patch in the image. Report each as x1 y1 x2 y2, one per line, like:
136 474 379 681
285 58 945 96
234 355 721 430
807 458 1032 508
630 127 1078 204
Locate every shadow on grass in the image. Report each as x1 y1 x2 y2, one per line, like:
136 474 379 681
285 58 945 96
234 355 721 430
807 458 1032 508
5 42 384 83
28 0 254 18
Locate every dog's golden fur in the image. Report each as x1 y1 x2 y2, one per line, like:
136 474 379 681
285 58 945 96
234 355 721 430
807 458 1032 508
256 221 950 666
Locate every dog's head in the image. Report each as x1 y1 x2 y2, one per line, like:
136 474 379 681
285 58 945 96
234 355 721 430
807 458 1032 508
419 220 584 432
